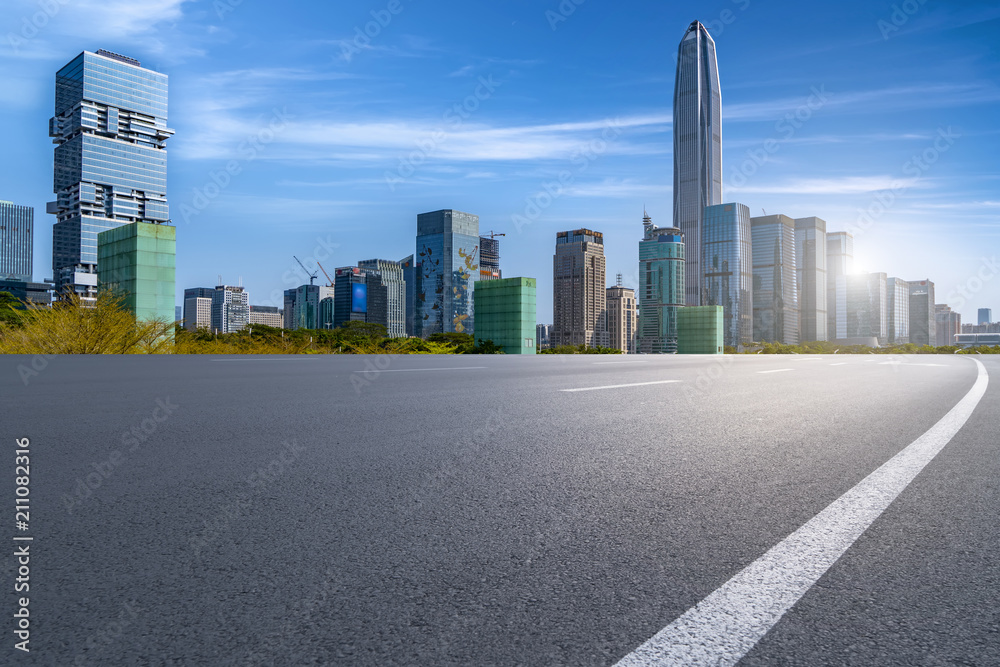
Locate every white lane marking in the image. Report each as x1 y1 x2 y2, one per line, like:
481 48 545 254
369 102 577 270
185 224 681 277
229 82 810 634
878 362 948 367
829 362 849 366
790 357 823 361
560 380 681 393
757 369 794 374
350 367 487 373
615 359 989 667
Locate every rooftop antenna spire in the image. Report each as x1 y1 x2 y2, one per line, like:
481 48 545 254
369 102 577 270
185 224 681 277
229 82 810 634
616 272 623 288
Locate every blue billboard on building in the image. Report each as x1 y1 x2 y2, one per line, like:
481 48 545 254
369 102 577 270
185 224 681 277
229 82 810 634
352 283 367 313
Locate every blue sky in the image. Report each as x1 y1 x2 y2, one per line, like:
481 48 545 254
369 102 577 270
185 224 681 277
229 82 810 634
1 0 998 322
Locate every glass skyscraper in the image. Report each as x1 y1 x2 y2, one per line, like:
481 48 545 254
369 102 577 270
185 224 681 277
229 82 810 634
414 209 480 337
908 280 936 346
638 213 685 353
845 273 888 344
49 50 173 301
751 214 799 344
702 203 752 349
886 277 910 345
359 259 406 338
674 20 722 306
0 201 33 282
794 217 827 342
826 232 854 340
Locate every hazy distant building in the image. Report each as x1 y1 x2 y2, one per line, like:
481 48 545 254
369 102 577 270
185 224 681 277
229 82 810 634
414 209 479 337
935 304 961 346
249 305 283 328
536 324 552 350
638 214 685 353
844 272 887 344
183 287 214 332
908 280 936 346
751 214 798 344
50 50 173 301
212 285 249 334
886 277 910 345
400 254 415 337
826 231 854 340
606 281 637 354
979 308 993 325
553 228 608 348
359 258 406 338
0 201 33 282
962 322 1000 334
794 217 827 342
703 203 752 348
674 20 722 305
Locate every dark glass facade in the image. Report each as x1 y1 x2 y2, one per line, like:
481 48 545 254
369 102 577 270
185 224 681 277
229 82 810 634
674 21 722 306
751 215 798 344
0 201 33 282
907 280 936 346
414 210 480 337
702 203 752 348
49 50 173 299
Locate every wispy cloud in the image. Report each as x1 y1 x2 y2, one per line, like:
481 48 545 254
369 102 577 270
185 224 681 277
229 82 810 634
729 175 926 195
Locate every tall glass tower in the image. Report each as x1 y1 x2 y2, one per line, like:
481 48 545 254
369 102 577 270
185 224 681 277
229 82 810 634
673 20 722 306
638 213 685 354
49 49 173 301
703 203 752 349
414 209 480 337
0 201 33 282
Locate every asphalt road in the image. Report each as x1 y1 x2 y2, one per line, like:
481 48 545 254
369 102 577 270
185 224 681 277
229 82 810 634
1 353 997 666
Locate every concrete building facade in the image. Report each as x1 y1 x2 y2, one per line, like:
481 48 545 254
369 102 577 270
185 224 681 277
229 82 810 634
553 228 608 348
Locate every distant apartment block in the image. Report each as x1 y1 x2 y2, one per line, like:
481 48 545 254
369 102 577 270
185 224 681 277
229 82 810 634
249 305 283 328
212 285 249 334
553 228 608 348
606 282 637 354
935 304 961 346
0 201 33 282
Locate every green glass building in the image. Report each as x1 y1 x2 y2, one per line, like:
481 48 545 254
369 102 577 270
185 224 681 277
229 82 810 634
677 305 724 354
97 222 176 323
473 277 537 355
638 213 685 353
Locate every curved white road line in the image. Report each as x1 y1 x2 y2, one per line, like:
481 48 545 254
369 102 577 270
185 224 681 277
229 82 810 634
616 359 989 667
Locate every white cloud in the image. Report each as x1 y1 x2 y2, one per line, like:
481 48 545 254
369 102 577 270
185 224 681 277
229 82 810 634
730 175 924 195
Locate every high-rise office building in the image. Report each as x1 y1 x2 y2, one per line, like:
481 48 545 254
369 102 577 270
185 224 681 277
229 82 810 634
845 272 888 344
414 209 479 337
553 228 609 348
750 214 798 344
479 236 501 281
473 277 537 355
97 222 175 324
49 50 173 301
674 20 722 306
536 324 552 350
638 214 685 353
286 284 334 330
935 304 961 346
212 285 249 334
703 203 752 349
886 277 910 345
979 308 993 325
1 201 33 282
794 217 827 342
908 280 936 346
183 287 214 332
333 266 388 332
249 305 283 328
359 258 406 338
826 231 854 340
400 254 415 337
606 280 637 354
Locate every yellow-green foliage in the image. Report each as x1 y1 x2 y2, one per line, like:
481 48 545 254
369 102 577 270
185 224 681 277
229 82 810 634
0 291 174 354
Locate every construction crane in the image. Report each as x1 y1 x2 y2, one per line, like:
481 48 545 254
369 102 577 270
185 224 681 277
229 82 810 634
316 261 335 288
293 256 318 285
484 230 506 239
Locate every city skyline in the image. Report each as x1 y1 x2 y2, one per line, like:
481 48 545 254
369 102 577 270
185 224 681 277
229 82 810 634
0 1 998 323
